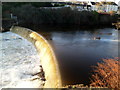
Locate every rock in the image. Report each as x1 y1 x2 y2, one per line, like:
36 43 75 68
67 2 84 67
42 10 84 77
0 27 4 32
2 39 10 41
50 38 52 40
0 27 9 32
93 37 101 40
40 78 46 81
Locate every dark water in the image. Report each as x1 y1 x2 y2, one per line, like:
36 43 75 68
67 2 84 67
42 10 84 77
37 27 119 86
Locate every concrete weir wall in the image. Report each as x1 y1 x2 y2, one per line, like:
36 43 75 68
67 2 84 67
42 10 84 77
10 26 62 88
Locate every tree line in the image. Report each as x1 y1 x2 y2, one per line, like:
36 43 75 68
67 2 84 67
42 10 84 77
2 3 119 31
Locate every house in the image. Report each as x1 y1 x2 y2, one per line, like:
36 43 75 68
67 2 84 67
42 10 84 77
88 2 107 12
88 1 118 13
117 1 120 14
102 2 118 12
64 2 88 11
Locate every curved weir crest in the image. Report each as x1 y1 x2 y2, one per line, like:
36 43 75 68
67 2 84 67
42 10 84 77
10 26 62 88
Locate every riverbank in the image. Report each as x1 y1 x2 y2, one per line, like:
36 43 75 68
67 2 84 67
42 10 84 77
2 3 119 31
33 25 116 32
0 32 44 88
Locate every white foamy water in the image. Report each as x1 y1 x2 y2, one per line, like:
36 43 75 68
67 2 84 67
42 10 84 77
0 32 44 89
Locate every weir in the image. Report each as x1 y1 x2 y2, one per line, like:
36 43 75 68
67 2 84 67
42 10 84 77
10 26 62 88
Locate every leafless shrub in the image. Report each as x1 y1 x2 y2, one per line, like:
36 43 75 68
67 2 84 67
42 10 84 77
90 57 120 89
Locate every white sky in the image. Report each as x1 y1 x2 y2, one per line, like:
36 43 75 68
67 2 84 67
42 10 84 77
1 0 119 4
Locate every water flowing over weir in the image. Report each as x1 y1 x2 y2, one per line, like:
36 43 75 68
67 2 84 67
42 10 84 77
10 26 62 88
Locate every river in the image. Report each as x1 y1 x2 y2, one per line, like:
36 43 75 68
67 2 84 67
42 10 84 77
37 27 119 86
0 32 44 88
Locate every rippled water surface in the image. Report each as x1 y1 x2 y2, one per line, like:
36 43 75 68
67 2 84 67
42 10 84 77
38 27 119 85
1 32 43 88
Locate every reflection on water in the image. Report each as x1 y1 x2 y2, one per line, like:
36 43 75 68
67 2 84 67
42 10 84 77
38 28 119 85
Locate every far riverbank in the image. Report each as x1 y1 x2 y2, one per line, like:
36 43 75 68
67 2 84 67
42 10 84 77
2 3 119 32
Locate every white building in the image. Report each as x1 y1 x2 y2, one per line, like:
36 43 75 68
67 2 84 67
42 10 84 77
88 1 118 13
103 2 118 12
117 1 120 14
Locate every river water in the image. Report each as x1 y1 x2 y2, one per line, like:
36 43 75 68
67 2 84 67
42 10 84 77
0 32 44 89
37 27 119 86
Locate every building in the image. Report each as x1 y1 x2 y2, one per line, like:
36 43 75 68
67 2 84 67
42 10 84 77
40 1 118 13
117 1 120 14
104 2 118 12
88 1 118 13
64 2 89 11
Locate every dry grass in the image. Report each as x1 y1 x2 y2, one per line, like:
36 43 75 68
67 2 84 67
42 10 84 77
90 57 120 89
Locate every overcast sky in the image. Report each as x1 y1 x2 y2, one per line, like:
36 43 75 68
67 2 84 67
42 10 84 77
1 0 120 4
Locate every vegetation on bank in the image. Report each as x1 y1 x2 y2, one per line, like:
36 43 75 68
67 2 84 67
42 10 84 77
64 58 119 89
2 3 119 31
90 58 119 89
